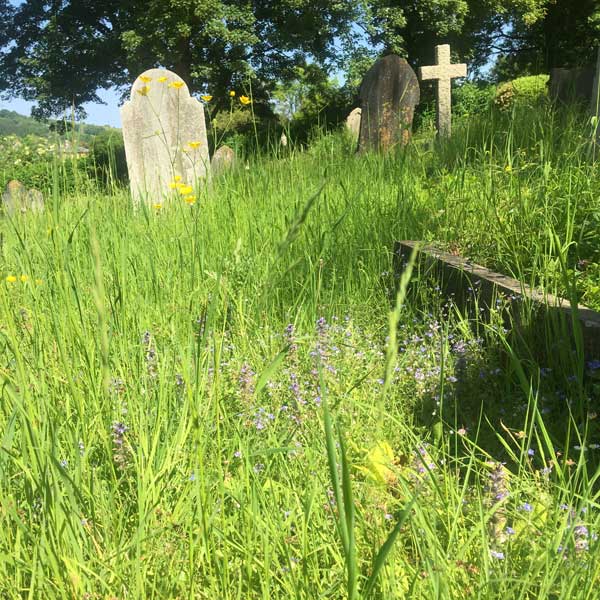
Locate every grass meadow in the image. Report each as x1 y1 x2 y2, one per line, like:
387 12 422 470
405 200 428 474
1 103 600 598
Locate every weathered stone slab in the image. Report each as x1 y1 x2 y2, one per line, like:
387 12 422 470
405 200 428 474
1 180 44 216
394 241 600 360
358 55 420 152
419 44 467 138
120 68 210 206
211 145 236 176
345 107 361 139
549 67 595 105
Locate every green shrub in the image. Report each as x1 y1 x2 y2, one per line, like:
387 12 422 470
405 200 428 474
88 128 128 185
494 74 549 111
453 81 496 117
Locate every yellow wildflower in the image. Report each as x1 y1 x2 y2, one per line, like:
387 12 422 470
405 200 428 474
35 279 43 285
184 195 197 205
174 175 182 181
137 85 151 96
20 275 29 283
5 275 17 283
239 95 251 105
229 90 236 97
201 95 213 102
153 203 163 210
178 185 194 195
169 81 185 89
157 76 168 83
504 164 512 173
187 141 202 149
139 75 152 83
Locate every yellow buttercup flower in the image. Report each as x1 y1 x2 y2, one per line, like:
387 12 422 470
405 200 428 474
184 195 197 205
179 185 194 195
5 275 17 283
239 95 251 105
169 81 185 89
157 76 168 83
201 95 213 102
139 75 152 83
187 141 202 149
137 85 151 96
174 175 182 181
20 275 29 283
153 203 163 210
229 90 236 97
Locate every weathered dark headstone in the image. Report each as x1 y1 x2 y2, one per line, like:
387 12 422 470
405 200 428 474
358 55 420 153
1 180 44 216
549 67 595 105
211 145 236 176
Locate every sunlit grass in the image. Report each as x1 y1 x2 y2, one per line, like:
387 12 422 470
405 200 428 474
0 104 599 598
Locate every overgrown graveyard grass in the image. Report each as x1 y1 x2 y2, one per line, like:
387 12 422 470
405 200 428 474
1 103 600 598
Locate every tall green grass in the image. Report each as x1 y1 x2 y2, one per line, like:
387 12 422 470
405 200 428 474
0 103 599 598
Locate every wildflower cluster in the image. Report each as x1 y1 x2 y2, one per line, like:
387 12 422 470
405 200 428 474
168 175 197 205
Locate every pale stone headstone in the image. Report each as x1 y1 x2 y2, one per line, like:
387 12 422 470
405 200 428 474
1 180 44 216
120 68 210 205
211 145 236 176
358 55 420 153
345 107 361 138
419 44 467 138
280 132 288 147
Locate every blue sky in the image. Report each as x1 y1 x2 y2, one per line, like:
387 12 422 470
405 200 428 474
1 88 124 128
2 0 123 126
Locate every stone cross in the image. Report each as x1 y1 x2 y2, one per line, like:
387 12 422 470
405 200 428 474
419 44 467 137
120 68 210 206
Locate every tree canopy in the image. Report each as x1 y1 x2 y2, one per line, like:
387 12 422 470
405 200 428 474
1 0 599 119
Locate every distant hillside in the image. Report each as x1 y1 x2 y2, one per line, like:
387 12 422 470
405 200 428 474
0 109 120 141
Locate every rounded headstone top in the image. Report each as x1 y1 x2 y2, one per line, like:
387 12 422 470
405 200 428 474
128 68 190 101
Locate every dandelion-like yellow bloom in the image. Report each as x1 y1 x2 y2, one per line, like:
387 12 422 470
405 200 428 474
201 95 213 102
139 75 152 83
20 275 29 283
5 275 16 283
153 203 163 210
157 76 168 83
179 185 194 195
184 195 197 205
229 90 236 97
239 95 251 105
187 141 202 149
169 81 185 89
137 85 151 96
174 175 182 181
